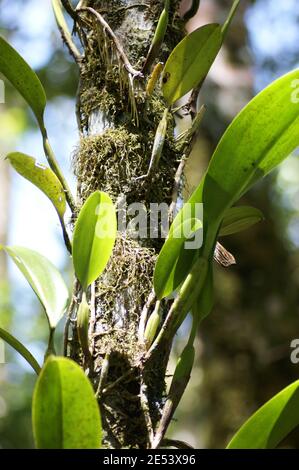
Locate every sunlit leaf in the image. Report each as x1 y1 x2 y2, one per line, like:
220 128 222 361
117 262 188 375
227 380 299 449
3 246 69 329
159 69 299 301
32 356 102 449
0 327 40 375
72 191 117 291
219 206 264 237
7 152 66 219
0 35 46 128
162 24 222 105
175 69 299 257
154 218 202 299
201 68 299 255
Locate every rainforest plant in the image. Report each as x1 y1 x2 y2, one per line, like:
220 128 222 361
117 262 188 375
1 0 299 449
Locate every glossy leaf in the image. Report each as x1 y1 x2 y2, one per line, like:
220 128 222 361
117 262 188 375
0 327 40 375
227 380 299 449
3 246 69 329
7 152 66 219
32 356 102 449
73 191 117 291
219 206 264 237
201 68 299 250
160 69 299 300
162 24 222 105
0 35 46 128
154 218 202 299
173 69 299 256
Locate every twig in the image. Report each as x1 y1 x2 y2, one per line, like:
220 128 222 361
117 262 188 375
160 438 194 449
78 7 143 78
182 0 200 22
139 375 154 448
95 353 110 398
152 316 198 449
138 289 156 343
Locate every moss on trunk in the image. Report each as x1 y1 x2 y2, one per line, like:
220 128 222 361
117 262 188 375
67 0 184 448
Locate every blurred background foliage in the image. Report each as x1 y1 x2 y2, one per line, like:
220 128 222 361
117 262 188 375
0 0 299 448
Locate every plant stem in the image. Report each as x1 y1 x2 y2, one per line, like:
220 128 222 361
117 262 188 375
41 129 76 212
0 327 41 375
79 7 142 78
152 315 197 448
59 215 72 254
222 0 241 38
44 327 56 360
147 256 208 360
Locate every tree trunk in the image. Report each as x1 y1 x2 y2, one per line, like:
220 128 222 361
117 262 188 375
66 0 184 448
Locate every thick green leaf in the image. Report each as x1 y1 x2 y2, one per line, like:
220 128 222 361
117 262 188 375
7 152 66 219
202 69 299 249
219 206 264 237
73 191 117 290
162 24 222 105
159 69 299 300
154 218 202 299
227 380 299 449
3 246 69 329
0 327 40 375
0 36 46 127
32 356 102 449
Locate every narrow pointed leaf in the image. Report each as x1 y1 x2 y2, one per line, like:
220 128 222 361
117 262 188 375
0 36 46 128
0 327 40 375
154 218 202 299
3 246 69 329
32 356 102 449
7 152 66 219
52 0 80 59
162 24 222 105
227 380 299 449
219 206 264 237
72 191 117 290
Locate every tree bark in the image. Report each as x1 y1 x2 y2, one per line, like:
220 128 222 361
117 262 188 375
66 0 185 448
